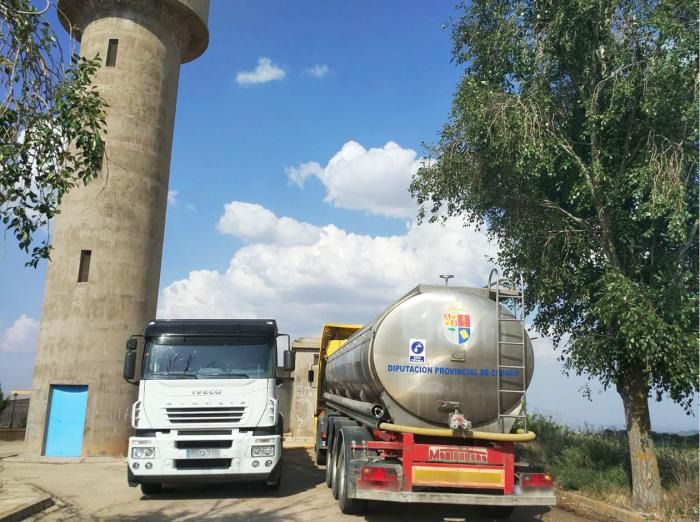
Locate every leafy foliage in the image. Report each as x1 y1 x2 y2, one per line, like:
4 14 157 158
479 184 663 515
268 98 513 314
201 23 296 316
0 0 106 267
412 0 698 409
0 385 8 415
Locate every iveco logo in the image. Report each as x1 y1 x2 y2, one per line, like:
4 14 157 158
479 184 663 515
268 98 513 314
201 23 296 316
192 389 222 395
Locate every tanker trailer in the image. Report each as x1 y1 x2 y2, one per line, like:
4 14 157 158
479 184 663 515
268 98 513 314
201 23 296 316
312 272 555 517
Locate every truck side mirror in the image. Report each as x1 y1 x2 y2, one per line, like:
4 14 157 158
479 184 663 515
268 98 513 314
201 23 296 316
123 350 137 382
126 338 138 351
308 364 319 388
283 350 295 372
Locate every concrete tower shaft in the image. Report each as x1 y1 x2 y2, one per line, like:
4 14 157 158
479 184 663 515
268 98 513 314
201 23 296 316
25 0 209 456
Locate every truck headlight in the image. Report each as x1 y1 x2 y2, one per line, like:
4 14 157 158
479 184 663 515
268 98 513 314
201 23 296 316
131 447 155 459
251 445 275 457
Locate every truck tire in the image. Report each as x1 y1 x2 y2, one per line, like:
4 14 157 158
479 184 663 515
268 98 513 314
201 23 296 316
325 436 335 487
265 459 282 491
315 444 326 466
326 417 355 489
331 438 341 499
140 482 162 495
337 437 367 515
315 422 327 466
477 506 515 519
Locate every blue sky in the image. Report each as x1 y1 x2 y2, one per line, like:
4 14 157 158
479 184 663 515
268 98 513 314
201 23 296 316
0 1 696 432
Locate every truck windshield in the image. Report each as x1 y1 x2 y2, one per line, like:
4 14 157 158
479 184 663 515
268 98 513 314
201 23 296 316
142 335 275 380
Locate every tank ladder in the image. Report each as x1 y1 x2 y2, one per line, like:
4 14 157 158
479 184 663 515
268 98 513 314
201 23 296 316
487 269 528 433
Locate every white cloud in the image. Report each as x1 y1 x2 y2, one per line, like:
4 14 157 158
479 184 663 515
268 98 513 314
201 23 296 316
285 161 323 187
236 57 286 86
285 141 423 218
159 201 495 336
304 64 330 78
217 201 320 246
167 190 179 206
0 314 39 353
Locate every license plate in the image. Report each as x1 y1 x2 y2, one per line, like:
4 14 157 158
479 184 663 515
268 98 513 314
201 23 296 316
186 448 221 459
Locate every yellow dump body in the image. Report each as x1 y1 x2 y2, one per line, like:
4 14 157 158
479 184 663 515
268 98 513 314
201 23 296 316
314 323 362 418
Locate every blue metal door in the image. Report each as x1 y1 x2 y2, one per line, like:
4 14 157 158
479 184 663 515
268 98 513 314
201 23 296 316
44 385 88 457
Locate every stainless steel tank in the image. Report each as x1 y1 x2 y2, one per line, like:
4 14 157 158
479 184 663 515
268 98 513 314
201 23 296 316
324 285 534 431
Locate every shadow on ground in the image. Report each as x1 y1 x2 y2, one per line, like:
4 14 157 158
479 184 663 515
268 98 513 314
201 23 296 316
112 448 557 521
99 504 555 522
137 448 324 501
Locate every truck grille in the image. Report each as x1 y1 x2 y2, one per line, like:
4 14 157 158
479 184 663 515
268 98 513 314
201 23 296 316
165 406 246 424
175 440 232 449
175 458 231 470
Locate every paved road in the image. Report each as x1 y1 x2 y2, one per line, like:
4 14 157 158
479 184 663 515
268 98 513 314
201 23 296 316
3 448 592 521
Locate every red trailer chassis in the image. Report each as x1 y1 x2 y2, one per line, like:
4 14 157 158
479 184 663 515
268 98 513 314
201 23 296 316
359 431 516 494
317 413 556 517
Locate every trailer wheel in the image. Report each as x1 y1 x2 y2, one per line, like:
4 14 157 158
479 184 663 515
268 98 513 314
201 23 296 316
325 436 335 488
140 482 162 495
337 438 367 515
315 445 326 466
477 506 515 519
331 439 342 499
315 421 326 466
326 417 356 492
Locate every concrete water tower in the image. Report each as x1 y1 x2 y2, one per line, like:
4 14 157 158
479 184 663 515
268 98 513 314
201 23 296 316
24 0 209 456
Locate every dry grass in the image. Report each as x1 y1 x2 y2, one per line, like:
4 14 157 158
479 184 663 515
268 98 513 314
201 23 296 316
518 414 699 521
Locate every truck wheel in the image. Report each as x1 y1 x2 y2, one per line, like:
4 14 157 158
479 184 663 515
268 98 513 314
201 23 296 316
327 418 356 492
337 438 367 515
477 506 515 519
314 414 328 466
140 482 162 495
331 440 341 499
315 445 326 466
265 459 282 491
325 438 335 488
315 427 327 466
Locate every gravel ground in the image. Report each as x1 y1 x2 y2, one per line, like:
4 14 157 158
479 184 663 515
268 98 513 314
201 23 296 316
1 443 594 521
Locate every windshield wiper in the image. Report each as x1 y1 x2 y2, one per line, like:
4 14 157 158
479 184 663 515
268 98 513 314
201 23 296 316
145 372 193 380
197 373 250 379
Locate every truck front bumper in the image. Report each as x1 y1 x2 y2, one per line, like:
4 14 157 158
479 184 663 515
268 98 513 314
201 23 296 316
128 465 281 485
355 489 557 506
127 432 281 485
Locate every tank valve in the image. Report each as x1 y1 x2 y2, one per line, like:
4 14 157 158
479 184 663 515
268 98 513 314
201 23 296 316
449 411 472 431
371 404 386 419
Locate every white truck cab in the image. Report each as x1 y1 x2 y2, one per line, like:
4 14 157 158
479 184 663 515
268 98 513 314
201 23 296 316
123 319 294 495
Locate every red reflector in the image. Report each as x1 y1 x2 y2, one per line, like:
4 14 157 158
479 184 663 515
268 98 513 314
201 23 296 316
520 473 554 489
321 432 326 440
357 466 400 491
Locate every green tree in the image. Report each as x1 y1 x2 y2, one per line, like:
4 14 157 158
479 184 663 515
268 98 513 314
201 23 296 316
0 385 8 415
411 0 697 511
0 0 106 267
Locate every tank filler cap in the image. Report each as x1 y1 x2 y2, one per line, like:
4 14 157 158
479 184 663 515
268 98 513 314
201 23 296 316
450 351 466 362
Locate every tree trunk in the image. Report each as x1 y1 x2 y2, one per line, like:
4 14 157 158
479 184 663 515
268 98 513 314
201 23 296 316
617 378 663 512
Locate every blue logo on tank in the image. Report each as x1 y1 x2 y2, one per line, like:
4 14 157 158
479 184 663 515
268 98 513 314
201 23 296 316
409 338 426 363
